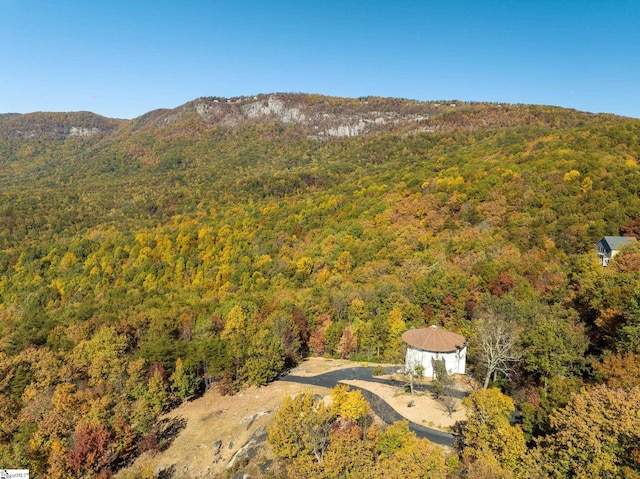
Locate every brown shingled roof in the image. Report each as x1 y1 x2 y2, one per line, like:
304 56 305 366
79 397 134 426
402 325 466 353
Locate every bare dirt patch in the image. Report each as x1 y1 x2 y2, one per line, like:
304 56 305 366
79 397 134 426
117 358 467 478
285 356 364 376
122 381 328 478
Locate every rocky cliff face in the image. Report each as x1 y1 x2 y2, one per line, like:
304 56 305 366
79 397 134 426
127 93 601 139
135 93 444 138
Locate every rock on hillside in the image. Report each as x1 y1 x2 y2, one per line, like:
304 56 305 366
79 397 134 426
128 93 439 138
0 111 124 139
121 93 610 138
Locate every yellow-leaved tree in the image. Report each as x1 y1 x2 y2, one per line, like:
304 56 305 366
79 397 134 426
375 420 447 479
527 385 640 479
330 385 371 425
461 388 526 475
221 305 250 381
268 392 335 463
384 307 406 362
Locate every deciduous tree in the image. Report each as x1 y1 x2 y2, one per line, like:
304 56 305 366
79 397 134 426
330 385 371 425
519 308 588 384
244 328 285 385
67 422 113 478
221 305 250 380
475 311 520 388
461 388 526 473
531 385 640 478
268 392 335 463
593 352 640 389
375 421 447 479
169 358 196 400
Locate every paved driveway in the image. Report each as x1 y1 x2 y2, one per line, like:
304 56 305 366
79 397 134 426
279 366 459 447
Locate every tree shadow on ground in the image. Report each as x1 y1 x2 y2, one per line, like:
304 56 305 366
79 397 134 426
157 416 187 452
157 464 176 479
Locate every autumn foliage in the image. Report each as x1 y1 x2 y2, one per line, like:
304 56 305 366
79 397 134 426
0 96 639 476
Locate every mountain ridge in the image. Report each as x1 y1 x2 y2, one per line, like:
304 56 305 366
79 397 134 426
0 110 123 140
0 93 627 141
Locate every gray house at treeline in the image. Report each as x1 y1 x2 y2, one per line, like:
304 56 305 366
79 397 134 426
596 236 637 266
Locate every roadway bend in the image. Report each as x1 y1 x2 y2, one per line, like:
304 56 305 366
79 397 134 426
279 366 458 447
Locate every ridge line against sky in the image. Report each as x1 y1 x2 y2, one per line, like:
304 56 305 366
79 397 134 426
1 0 639 119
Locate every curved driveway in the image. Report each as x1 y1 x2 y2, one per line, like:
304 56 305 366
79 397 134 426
279 366 458 447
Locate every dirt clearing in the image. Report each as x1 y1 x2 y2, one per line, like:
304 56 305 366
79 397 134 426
118 358 467 478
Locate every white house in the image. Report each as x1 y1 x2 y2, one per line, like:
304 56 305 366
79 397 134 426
402 325 467 377
595 236 637 266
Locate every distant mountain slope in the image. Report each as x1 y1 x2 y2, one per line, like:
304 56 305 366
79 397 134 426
0 93 617 142
0 111 123 139
0 93 638 245
129 93 610 138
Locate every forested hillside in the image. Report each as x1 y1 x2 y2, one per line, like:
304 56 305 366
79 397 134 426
1 94 639 477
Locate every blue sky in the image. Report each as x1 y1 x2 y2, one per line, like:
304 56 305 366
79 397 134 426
1 0 639 119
